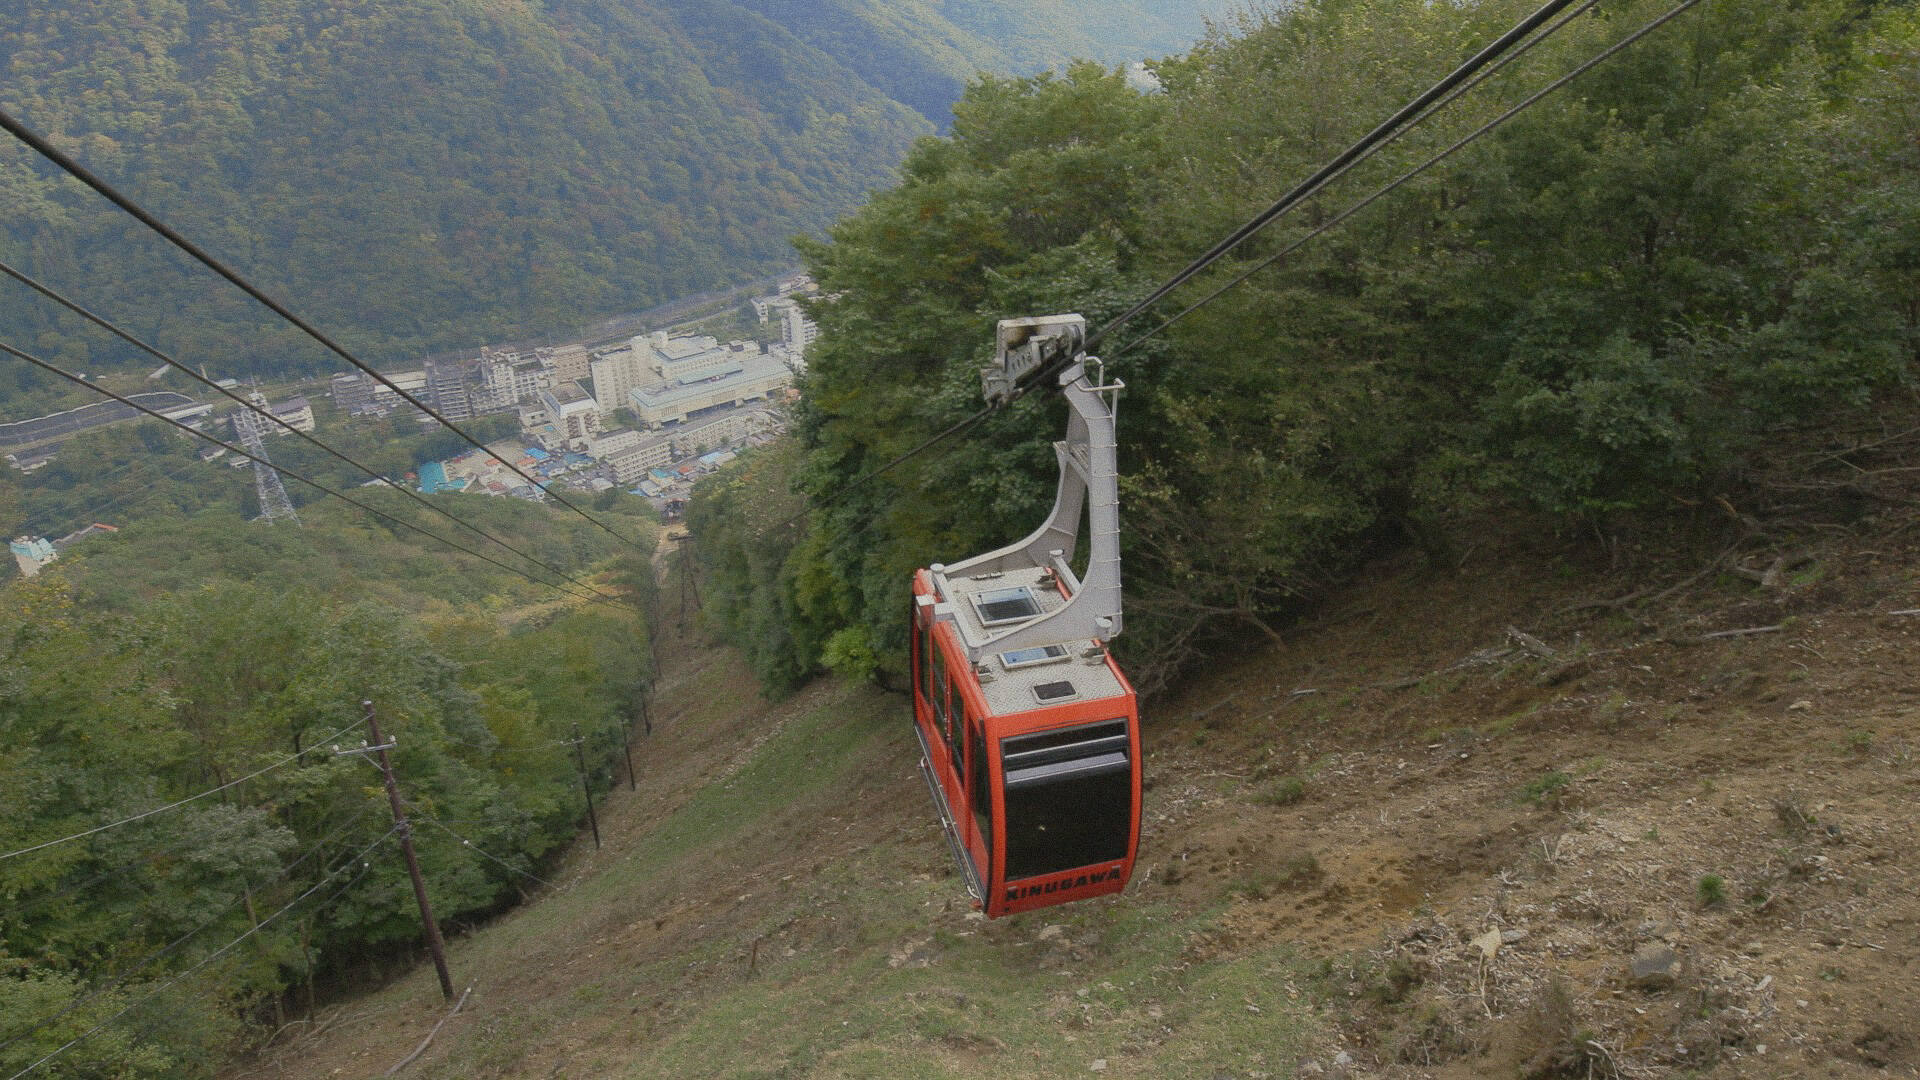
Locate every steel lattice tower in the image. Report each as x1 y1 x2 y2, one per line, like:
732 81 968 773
236 392 299 525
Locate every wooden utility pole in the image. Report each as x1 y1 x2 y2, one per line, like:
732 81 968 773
362 700 455 1002
571 723 602 850
616 717 637 791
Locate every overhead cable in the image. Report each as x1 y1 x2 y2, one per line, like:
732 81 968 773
772 0 1603 528
0 716 365 863
0 340 636 614
0 106 648 554
0 805 381 1056
0 259 629 608
4 830 392 1080
416 816 559 890
1108 0 1710 360
1080 0 1588 356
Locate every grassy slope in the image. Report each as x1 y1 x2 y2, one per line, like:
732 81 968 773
245 441 1920 1079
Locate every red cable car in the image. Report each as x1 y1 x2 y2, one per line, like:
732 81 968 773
911 315 1140 918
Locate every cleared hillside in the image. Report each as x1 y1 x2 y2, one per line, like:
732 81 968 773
244 452 1920 1077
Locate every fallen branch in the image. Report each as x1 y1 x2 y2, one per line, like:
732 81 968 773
384 984 473 1076
1697 625 1783 641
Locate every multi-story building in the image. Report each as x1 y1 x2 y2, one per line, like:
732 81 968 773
511 358 554 402
629 356 792 428
270 396 316 434
648 337 765 384
605 441 675 485
330 371 375 414
779 301 819 363
591 427 644 459
588 346 644 417
541 343 592 386
536 382 601 452
424 357 474 421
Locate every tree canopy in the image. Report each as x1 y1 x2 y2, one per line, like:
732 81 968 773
693 0 1920 694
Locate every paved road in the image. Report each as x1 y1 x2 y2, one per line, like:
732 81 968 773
0 391 200 449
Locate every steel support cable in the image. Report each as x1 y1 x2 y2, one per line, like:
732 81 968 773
757 1 1629 540
1106 0 1709 362
0 341 637 615
1077 0 1585 359
0 260 630 610
0 805 381 1056
0 716 366 863
3 830 392 1080
1002 0 1599 404
0 108 647 555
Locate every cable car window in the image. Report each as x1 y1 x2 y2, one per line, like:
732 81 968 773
973 586 1042 626
969 722 991 861
918 618 935 707
930 643 950 734
948 696 966 770
999 644 1069 670
1000 720 1131 880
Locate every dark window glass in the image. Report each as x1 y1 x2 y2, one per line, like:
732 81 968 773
970 723 991 863
1033 680 1077 703
1000 719 1131 880
931 645 952 769
974 586 1042 625
949 694 965 767
918 618 934 708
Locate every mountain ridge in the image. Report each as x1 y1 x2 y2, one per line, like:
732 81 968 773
0 0 1221 408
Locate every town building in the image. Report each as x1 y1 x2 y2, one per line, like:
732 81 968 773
763 298 820 363
666 403 779 456
330 371 378 415
588 346 644 417
270 396 315 433
425 356 474 422
229 395 315 438
541 343 592 386
628 355 791 428
534 382 601 452
604 441 675 485
591 427 644 459
9 536 55 577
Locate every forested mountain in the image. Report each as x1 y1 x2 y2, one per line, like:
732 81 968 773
1 496 657 1078
691 0 1920 695
0 0 1222 410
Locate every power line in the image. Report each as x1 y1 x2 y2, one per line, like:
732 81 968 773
4 830 392 1080
415 816 558 891
0 716 365 863
0 340 636 613
0 259 631 608
0 106 647 555
1108 0 1709 361
0 805 381 1057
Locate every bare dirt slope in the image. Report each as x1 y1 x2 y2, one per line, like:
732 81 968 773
238 492 1920 1078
